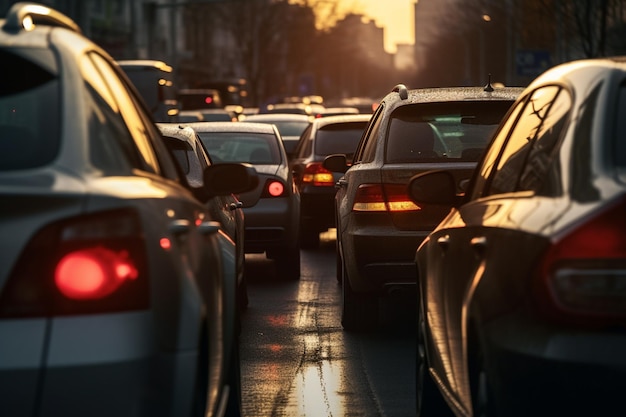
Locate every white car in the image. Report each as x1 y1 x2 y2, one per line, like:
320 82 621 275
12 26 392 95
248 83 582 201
0 4 253 417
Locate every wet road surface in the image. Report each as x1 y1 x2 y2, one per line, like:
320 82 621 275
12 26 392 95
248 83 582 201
240 231 417 417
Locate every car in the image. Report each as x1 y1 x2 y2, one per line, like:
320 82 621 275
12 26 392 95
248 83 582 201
0 4 255 417
183 121 301 279
240 113 313 159
178 88 223 110
157 123 254 310
408 57 626 417
117 59 180 122
324 84 522 331
290 114 372 248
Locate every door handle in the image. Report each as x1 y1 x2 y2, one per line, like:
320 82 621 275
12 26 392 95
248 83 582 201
169 219 191 236
198 221 221 236
471 236 487 256
436 235 450 250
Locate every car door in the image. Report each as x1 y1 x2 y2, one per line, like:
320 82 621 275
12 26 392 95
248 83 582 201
419 85 572 415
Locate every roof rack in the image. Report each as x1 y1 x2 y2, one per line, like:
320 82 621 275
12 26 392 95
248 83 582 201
392 84 409 100
3 2 81 34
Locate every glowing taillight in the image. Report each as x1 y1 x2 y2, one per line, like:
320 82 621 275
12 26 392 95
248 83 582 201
0 208 149 318
536 197 626 323
55 247 138 300
268 181 285 196
352 184 421 212
260 179 287 198
302 163 334 186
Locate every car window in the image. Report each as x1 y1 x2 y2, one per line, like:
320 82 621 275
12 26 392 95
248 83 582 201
197 132 281 164
483 86 563 196
355 105 383 163
88 52 180 181
294 124 313 158
615 84 626 182
314 122 367 160
0 48 60 171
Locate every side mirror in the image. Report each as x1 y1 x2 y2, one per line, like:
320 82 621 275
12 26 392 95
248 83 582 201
203 163 259 198
323 154 349 173
407 170 460 206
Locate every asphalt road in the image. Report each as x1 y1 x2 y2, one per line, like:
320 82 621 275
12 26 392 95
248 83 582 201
240 230 417 417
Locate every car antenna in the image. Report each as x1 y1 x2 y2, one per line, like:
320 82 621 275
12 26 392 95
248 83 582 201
483 74 494 92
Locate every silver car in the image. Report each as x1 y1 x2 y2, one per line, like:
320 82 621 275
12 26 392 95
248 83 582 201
184 121 301 280
0 4 251 416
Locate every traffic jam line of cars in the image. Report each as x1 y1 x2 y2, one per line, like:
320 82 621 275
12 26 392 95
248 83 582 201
3 3 625 417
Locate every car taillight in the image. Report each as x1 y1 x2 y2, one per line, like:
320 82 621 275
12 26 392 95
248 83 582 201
261 179 287 198
535 197 626 325
302 162 334 187
0 208 149 318
352 184 421 212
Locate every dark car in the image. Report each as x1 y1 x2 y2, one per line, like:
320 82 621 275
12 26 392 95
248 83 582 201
241 113 313 159
157 123 254 310
409 57 626 417
290 114 372 248
324 84 522 331
183 121 301 279
0 4 254 417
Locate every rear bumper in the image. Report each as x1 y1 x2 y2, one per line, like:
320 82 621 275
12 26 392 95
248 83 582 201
0 312 198 417
479 311 626 417
243 197 299 252
341 220 427 294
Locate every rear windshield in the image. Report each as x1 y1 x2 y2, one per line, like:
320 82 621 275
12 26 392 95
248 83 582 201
197 132 282 165
0 49 60 171
385 101 514 163
314 122 368 158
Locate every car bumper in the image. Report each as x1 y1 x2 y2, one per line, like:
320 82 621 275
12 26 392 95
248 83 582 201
0 312 198 417
243 197 298 252
341 217 427 293
300 186 336 230
481 312 626 416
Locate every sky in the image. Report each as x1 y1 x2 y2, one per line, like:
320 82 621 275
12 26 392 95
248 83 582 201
336 0 416 53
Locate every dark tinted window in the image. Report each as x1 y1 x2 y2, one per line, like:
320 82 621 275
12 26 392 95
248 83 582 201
314 122 367 159
0 49 60 171
615 84 626 180
385 101 513 164
486 86 563 196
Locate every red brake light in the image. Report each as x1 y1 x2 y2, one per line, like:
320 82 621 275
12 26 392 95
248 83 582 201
0 208 149 318
352 184 421 212
261 179 287 198
535 197 626 324
205 96 213 104
55 247 138 300
302 162 334 186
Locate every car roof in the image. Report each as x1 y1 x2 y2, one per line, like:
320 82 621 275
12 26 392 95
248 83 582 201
310 113 372 127
156 123 197 143
117 59 173 72
182 121 278 134
243 113 312 122
383 86 524 107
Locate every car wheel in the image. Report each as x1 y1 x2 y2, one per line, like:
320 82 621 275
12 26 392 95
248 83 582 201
223 336 243 417
299 223 320 249
341 264 377 331
237 275 249 311
469 332 496 417
275 245 301 280
416 311 453 416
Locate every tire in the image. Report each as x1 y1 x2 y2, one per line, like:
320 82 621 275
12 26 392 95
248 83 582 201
237 275 249 311
275 245 301 280
416 307 454 416
469 331 496 417
223 337 243 417
341 262 378 331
